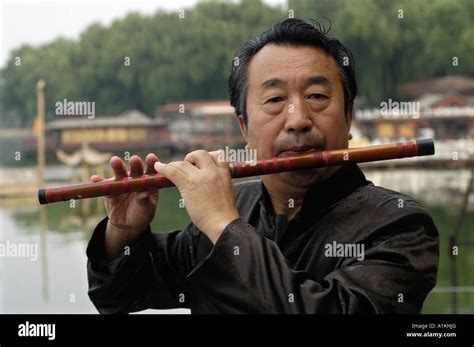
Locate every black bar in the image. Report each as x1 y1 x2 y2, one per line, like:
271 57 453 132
0 314 473 346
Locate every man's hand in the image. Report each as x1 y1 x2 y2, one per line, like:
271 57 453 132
91 153 160 258
155 150 239 244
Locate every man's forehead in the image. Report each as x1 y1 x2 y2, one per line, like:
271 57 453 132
247 44 339 86
259 75 330 91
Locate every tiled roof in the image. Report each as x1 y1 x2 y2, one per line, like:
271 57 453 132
47 110 166 129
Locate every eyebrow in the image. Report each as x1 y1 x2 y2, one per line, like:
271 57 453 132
259 78 285 91
259 75 330 91
304 75 330 88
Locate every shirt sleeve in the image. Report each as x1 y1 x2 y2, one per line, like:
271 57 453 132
185 213 439 314
86 217 202 314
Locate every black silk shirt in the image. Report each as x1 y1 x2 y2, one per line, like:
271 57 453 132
86 164 439 314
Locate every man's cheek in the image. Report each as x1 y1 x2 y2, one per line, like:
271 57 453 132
248 130 261 151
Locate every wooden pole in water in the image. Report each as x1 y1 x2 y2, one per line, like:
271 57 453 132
36 80 46 188
36 80 49 301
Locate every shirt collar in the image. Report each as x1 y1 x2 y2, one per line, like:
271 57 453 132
259 164 368 218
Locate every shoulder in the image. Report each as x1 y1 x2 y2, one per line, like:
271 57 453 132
346 183 437 231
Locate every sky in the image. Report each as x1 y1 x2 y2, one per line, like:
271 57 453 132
0 0 287 68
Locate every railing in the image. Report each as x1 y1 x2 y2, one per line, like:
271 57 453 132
355 107 474 121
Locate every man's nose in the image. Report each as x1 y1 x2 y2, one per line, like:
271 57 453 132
284 101 313 133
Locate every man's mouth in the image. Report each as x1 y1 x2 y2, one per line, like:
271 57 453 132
278 145 324 157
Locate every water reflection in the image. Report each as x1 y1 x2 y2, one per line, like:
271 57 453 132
1 206 98 313
39 205 48 302
0 188 190 313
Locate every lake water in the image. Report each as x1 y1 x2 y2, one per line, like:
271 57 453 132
0 169 472 314
0 188 191 314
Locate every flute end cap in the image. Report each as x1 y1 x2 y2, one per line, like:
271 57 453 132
38 189 48 205
416 138 435 156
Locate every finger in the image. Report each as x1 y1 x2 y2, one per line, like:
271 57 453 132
129 155 144 178
90 174 117 201
148 192 159 205
144 189 159 204
149 188 159 196
184 150 215 169
136 190 151 201
135 190 159 207
90 175 103 183
154 161 195 187
208 149 228 168
110 156 128 179
135 188 159 201
145 153 160 175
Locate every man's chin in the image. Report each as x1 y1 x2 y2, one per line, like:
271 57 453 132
278 167 338 188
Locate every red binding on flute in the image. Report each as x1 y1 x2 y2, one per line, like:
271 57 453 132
38 139 435 205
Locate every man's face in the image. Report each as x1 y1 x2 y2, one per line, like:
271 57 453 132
239 44 352 188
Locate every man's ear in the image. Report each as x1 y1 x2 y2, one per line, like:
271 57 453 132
346 103 353 131
237 115 248 142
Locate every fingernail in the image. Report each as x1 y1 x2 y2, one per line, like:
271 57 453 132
154 162 162 170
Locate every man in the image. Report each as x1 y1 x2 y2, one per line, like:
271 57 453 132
87 18 438 314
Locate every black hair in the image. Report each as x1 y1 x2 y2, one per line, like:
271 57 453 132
228 18 357 124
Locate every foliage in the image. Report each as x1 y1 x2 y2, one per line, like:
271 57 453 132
1 0 473 127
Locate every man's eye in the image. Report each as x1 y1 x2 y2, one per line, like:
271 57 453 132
266 97 284 103
308 93 327 100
